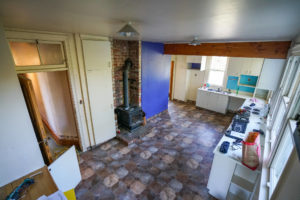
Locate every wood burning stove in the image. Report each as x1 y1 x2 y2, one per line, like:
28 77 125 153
115 58 143 130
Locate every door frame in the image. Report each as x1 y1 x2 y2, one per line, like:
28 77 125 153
5 28 91 151
169 60 175 99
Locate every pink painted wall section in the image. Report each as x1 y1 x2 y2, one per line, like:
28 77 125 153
27 71 78 140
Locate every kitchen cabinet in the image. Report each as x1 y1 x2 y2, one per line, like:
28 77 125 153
216 94 230 114
82 40 116 145
256 59 286 91
227 57 264 76
196 89 229 114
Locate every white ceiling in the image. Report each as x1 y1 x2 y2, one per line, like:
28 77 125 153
0 0 300 43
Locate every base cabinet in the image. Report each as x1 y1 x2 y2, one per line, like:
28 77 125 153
207 154 236 200
196 89 229 114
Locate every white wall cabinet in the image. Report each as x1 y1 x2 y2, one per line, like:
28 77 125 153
256 59 286 91
82 40 116 145
226 57 264 76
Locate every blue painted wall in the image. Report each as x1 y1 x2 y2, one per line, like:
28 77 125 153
141 41 171 119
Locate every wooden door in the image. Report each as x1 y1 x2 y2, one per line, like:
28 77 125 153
18 75 53 165
169 61 175 99
82 40 116 145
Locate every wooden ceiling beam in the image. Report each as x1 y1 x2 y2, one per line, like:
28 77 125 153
164 41 291 59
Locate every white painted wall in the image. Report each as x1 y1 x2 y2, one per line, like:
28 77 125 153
0 23 44 187
27 71 78 138
186 55 202 63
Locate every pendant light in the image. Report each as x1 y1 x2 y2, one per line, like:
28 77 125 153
117 22 139 37
189 36 201 46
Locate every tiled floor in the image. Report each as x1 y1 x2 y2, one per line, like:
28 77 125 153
76 101 234 200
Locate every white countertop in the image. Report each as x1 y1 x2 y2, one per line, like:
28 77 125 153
213 98 266 168
198 87 252 100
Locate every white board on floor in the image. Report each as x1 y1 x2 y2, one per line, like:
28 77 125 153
48 146 81 192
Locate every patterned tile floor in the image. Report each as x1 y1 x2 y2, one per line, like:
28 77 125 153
76 101 234 200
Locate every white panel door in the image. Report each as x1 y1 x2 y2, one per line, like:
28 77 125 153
187 70 204 101
82 40 116 145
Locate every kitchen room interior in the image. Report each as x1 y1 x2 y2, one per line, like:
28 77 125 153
0 1 300 200
171 55 285 113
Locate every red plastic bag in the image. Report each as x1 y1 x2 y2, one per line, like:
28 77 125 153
242 132 261 170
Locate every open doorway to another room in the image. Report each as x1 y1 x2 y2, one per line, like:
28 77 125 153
8 38 82 165
169 60 175 99
19 71 80 164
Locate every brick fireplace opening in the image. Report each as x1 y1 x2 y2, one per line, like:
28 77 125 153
111 40 141 108
111 40 142 128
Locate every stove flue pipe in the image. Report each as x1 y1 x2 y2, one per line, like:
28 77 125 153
123 58 132 110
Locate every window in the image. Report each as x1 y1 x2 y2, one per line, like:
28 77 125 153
282 57 300 96
287 64 300 99
9 41 65 68
279 56 293 89
269 123 294 197
38 43 65 65
269 89 281 118
266 55 300 199
288 82 300 119
207 56 227 86
9 41 41 66
271 98 287 149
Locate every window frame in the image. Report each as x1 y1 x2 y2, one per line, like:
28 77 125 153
269 122 294 198
287 63 300 99
266 57 300 198
207 56 228 87
279 56 293 89
269 97 288 150
282 56 300 96
8 39 67 73
269 88 282 119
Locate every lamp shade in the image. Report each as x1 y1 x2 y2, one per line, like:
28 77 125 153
117 22 139 37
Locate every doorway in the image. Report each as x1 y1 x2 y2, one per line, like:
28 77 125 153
18 71 79 164
169 60 175 99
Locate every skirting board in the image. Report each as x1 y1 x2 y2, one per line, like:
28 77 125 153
42 119 79 147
